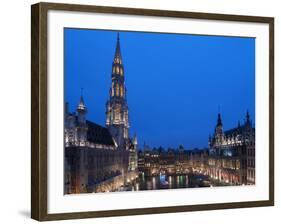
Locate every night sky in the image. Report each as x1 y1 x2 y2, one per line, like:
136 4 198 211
64 28 255 149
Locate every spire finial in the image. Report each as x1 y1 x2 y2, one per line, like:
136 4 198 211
114 32 121 59
77 88 86 112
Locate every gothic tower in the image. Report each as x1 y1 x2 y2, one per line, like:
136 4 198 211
76 92 88 145
214 113 224 145
106 33 129 148
245 110 251 127
244 110 253 143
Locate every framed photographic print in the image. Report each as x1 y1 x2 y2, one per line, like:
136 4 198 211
31 2 274 221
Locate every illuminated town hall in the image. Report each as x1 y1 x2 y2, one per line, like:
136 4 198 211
64 34 138 194
64 34 255 194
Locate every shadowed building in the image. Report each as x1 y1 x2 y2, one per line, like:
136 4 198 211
64 34 138 194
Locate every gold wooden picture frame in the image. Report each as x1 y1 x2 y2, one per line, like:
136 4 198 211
31 2 274 221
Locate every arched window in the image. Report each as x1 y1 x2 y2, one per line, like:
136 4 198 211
120 68 123 76
116 66 119 74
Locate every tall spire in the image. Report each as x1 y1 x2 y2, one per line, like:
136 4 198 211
114 32 122 63
217 113 222 126
216 105 222 126
76 88 87 126
77 88 87 112
109 32 125 98
214 112 224 144
106 32 130 143
246 110 250 121
245 110 251 126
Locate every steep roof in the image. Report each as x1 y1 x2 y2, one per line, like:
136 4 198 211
224 127 241 136
86 120 115 146
224 124 255 136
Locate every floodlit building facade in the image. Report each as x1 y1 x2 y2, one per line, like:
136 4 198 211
207 111 255 185
64 34 138 194
137 112 255 186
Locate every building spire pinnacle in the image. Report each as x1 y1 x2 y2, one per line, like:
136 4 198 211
217 112 222 126
77 88 87 112
216 105 223 126
246 109 250 120
114 32 122 60
106 32 129 140
245 109 251 126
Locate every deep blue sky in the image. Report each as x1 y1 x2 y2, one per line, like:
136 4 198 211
64 28 255 149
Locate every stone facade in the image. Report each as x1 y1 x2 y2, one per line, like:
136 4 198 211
137 147 209 177
207 111 255 185
64 33 138 194
137 111 255 186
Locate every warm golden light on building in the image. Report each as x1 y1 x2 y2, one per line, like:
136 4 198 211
65 33 138 195
120 85 123 97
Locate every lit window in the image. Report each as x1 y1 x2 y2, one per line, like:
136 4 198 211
120 86 123 97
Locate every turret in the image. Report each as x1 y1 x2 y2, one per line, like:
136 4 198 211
76 90 88 145
215 113 223 134
76 89 87 124
214 113 224 145
245 110 251 127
